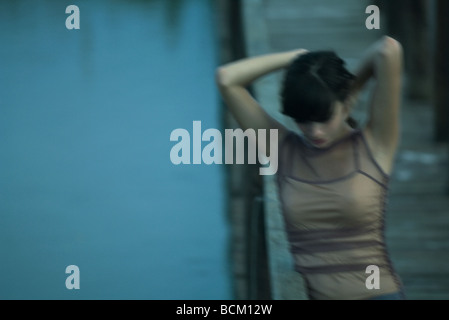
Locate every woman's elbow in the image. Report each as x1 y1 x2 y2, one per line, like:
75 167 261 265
215 67 231 88
380 36 403 60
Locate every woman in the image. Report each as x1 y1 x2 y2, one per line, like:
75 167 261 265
215 36 404 300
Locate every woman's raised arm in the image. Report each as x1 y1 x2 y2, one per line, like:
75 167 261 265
215 49 308 149
351 36 403 156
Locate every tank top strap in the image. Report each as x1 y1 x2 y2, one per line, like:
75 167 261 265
278 130 296 177
352 130 360 171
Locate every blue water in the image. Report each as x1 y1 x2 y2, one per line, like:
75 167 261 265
0 0 232 299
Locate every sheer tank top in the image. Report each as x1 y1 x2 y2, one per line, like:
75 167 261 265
276 128 403 300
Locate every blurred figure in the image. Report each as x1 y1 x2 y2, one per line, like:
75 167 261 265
216 36 405 300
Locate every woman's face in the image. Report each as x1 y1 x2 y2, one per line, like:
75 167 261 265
296 101 352 148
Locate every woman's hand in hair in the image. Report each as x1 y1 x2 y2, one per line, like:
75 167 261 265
215 49 308 156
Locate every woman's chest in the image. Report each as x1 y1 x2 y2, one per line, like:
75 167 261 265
278 173 386 229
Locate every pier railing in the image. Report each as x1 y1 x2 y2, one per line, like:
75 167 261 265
241 0 308 300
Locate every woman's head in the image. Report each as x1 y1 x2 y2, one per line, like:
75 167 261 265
280 51 357 147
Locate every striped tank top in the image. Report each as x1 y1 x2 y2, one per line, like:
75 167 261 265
276 128 404 300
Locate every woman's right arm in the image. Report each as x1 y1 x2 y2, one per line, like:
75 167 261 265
215 49 308 150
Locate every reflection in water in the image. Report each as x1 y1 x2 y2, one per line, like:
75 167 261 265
0 0 231 299
163 0 185 48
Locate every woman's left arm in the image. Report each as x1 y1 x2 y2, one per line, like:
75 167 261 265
352 36 403 154
368 36 403 153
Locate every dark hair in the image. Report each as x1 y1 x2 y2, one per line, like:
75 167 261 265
280 51 358 128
